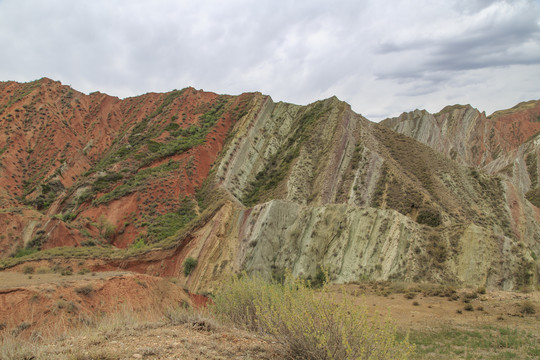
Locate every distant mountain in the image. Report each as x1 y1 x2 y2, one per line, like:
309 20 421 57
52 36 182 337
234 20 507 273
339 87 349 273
0 79 537 291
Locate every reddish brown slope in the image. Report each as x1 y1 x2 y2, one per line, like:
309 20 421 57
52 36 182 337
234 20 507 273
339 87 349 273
490 100 540 149
0 78 256 256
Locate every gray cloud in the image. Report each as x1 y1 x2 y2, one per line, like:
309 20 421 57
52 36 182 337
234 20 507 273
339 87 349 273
0 0 538 121
377 1 540 82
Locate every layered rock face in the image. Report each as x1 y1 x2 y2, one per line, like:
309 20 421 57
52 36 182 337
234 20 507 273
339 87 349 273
381 101 540 205
0 79 538 291
183 96 538 291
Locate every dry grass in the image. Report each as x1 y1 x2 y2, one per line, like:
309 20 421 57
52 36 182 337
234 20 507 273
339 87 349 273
0 303 275 360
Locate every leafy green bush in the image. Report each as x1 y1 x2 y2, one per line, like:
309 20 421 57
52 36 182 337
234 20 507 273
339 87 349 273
146 197 196 243
130 238 146 249
183 257 197 276
212 273 414 360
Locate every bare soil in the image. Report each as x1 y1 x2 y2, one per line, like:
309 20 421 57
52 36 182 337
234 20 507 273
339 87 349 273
1 271 539 359
330 284 540 332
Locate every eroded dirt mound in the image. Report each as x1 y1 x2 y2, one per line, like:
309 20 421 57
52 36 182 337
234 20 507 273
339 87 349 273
0 269 192 338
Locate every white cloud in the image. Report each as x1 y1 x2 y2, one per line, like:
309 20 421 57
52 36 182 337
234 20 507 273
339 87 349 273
0 0 538 121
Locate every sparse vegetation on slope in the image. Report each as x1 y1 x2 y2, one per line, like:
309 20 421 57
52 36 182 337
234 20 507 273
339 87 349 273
242 102 329 206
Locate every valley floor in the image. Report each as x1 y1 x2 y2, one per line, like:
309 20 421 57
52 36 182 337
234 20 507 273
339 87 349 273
1 269 538 359
330 283 540 359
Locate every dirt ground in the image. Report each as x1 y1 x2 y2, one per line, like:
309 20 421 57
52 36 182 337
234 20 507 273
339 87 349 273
33 321 283 360
329 283 540 332
0 270 130 289
1 270 539 359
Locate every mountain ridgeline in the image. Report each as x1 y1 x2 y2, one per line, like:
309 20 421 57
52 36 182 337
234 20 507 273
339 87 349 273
0 78 538 291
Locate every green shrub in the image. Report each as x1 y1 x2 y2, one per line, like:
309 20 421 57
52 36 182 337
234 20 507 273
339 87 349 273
12 248 38 258
416 209 441 227
130 238 146 249
212 273 414 360
477 287 486 295
81 240 97 247
183 257 197 276
22 265 34 274
146 198 196 243
307 266 328 289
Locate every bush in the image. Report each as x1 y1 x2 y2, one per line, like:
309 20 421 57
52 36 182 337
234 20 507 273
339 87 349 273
35 266 49 274
307 266 328 289
22 266 34 274
519 301 536 315
130 238 146 249
75 285 93 296
183 257 197 276
212 273 414 360
404 292 416 300
477 287 486 295
12 248 38 258
416 209 441 227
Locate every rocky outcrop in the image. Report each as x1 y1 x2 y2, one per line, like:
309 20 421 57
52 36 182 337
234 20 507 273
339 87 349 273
183 95 538 291
381 101 540 170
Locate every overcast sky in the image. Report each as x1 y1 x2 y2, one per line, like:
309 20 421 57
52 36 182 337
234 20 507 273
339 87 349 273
0 0 539 121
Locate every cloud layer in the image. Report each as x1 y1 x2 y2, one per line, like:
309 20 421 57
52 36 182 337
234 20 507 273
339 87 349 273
0 0 539 120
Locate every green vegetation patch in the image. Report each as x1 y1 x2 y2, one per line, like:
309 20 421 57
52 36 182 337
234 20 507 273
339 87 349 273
92 172 124 193
93 160 180 205
183 257 197 276
416 209 442 227
404 326 540 359
145 197 196 243
138 95 228 165
27 180 65 211
12 248 39 258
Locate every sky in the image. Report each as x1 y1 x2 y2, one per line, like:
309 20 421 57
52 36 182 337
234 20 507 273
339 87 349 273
0 0 539 121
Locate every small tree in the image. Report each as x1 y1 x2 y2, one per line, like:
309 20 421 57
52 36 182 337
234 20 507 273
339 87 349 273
97 215 115 242
183 257 197 276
